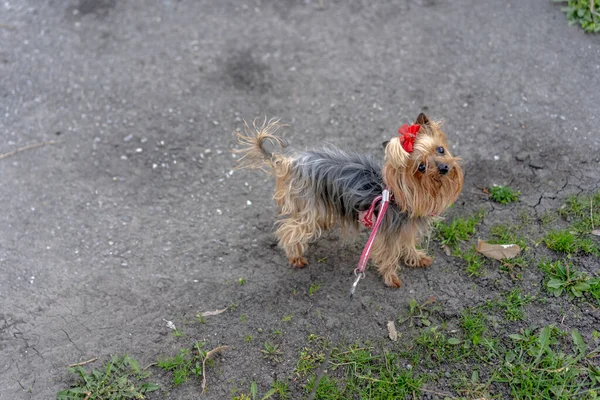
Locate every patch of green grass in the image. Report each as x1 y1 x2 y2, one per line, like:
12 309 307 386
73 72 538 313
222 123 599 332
491 289 532 321
282 314 293 322
489 223 528 249
460 308 487 345
307 346 424 398
157 342 205 386
560 192 600 232
415 326 466 363
555 0 600 33
543 229 597 255
436 210 484 248
57 355 159 399
540 210 558 226
489 185 520 204
238 278 246 285
463 247 486 277
490 325 600 398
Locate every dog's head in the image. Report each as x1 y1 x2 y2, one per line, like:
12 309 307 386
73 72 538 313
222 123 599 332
383 113 464 217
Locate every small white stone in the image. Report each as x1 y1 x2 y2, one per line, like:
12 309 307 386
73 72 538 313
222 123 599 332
136 148 143 153
494 155 500 161
247 200 252 205
216 209 222 215
204 149 212 154
152 163 158 169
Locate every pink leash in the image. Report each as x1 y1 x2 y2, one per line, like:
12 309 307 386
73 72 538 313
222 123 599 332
351 188 390 295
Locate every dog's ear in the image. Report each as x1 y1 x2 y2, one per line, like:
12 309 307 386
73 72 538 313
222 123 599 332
384 137 410 170
382 140 390 149
415 113 430 126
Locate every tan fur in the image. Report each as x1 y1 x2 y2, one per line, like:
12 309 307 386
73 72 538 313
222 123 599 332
235 115 464 288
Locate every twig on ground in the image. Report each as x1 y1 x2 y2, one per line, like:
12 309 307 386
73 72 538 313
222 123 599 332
0 140 56 160
142 362 157 371
0 23 17 30
201 346 228 393
68 357 98 367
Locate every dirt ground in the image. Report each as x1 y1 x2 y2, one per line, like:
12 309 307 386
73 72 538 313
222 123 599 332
1 0 600 399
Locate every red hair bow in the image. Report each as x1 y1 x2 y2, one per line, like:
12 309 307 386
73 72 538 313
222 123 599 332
398 124 421 153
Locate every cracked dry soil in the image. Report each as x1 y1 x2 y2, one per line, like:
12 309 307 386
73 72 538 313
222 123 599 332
1 0 600 399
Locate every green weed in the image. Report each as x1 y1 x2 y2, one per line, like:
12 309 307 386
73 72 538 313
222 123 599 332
460 308 487 345
157 342 205 386
308 346 424 398
492 325 600 398
398 297 440 328
560 192 600 232
308 283 321 296
57 355 159 399
172 328 184 338
261 342 283 363
493 289 532 321
555 0 600 33
436 210 484 248
489 185 520 204
489 223 528 249
543 229 597 255
463 247 486 277
540 260 600 300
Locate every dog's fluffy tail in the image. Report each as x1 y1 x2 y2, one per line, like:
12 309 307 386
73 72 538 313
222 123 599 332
234 117 289 171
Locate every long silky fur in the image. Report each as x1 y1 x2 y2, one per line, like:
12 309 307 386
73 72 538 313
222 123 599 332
235 117 463 287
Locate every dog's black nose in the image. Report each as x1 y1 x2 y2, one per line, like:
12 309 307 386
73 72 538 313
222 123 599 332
438 163 449 175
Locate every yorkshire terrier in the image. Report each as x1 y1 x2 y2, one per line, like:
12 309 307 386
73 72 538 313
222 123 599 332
235 113 464 288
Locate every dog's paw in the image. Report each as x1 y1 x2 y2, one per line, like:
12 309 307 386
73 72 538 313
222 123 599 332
417 255 432 268
289 257 308 268
405 254 432 268
384 273 402 288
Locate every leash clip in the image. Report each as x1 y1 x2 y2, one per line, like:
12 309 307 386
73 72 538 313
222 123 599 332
350 269 365 296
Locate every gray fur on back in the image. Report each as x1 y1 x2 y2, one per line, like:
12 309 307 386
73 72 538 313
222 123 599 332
290 146 414 233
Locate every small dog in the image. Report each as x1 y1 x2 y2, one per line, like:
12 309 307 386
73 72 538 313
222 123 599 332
235 113 464 287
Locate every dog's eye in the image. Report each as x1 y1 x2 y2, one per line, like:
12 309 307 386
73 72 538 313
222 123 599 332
418 163 426 173
437 146 445 154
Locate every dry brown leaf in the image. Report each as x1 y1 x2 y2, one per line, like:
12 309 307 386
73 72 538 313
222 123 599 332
199 307 228 317
476 240 521 261
387 321 398 342
591 230 600 236
201 345 228 392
